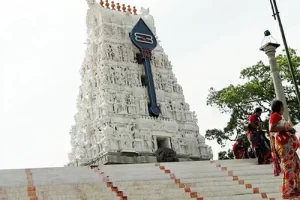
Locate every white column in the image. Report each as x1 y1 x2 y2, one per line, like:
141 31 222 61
260 43 289 119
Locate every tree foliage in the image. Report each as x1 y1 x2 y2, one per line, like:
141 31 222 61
218 149 234 160
206 49 300 148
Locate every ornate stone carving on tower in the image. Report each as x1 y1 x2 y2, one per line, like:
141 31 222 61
67 1 213 166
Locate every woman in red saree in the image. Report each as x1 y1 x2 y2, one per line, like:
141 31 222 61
269 100 299 199
247 107 272 164
232 137 247 159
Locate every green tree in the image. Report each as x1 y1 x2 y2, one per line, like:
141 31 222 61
218 149 234 160
205 49 300 148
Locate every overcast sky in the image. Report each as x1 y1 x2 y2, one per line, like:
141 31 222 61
0 0 300 169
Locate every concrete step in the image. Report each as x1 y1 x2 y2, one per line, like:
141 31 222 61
194 193 278 200
113 179 174 186
127 197 191 200
5 194 119 200
166 163 272 172
107 174 170 182
175 176 276 185
0 159 285 200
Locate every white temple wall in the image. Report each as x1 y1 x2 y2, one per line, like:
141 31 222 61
67 3 212 166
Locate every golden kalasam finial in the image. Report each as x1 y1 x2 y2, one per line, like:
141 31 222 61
99 1 137 15
111 1 115 10
127 5 132 14
116 3 121 11
100 0 104 7
105 0 109 8
122 4 126 12
133 6 137 15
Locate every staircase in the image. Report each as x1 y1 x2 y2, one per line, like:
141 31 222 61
0 159 283 200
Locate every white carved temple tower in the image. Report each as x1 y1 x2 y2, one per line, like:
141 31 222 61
67 0 213 166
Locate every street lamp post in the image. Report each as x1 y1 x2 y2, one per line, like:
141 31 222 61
260 32 289 120
269 0 300 109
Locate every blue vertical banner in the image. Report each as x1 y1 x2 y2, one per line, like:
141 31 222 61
129 18 160 117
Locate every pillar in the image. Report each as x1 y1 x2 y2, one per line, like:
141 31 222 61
260 42 289 119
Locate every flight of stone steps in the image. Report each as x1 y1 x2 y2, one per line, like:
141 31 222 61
0 159 283 200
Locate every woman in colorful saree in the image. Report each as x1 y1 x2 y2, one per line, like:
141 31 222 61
269 100 299 199
232 137 247 159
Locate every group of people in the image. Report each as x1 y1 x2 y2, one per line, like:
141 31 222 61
232 100 299 199
233 107 272 164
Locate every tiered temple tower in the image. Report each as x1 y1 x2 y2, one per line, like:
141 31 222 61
67 0 213 166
